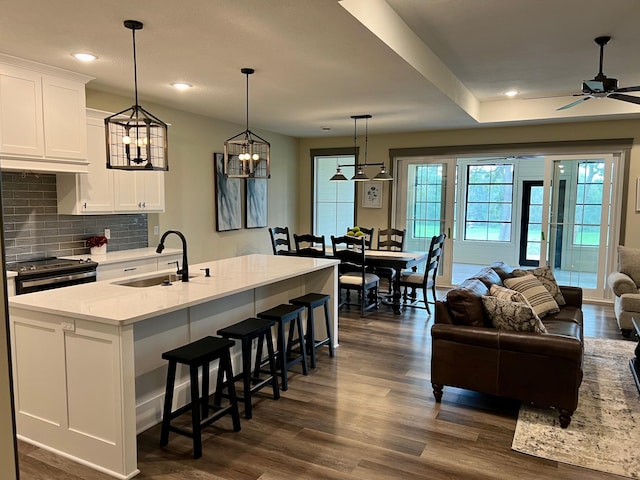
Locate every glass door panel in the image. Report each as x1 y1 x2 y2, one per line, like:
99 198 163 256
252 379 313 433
394 157 455 285
519 181 543 266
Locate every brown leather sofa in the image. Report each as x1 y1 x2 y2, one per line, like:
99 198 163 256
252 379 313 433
432 262 584 427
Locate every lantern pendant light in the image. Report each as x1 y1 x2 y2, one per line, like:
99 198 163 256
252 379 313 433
105 20 168 171
224 68 270 178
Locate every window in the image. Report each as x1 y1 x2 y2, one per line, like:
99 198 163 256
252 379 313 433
573 161 604 246
313 154 355 239
411 164 444 238
465 164 514 241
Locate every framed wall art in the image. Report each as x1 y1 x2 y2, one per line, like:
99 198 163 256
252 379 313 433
214 152 242 231
246 178 268 228
362 181 383 208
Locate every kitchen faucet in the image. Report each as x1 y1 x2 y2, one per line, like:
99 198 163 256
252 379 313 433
156 230 189 282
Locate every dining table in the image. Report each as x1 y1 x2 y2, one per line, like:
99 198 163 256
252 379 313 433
322 247 427 314
362 250 428 314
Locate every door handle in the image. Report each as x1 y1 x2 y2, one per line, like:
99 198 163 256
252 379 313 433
541 231 545 241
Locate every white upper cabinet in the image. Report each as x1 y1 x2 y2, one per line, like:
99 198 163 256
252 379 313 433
57 110 114 214
58 108 165 215
113 169 165 212
0 54 92 173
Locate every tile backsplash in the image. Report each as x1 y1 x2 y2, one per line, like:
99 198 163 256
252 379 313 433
1 172 148 263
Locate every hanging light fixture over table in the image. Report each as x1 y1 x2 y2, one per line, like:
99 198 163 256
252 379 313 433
224 68 270 178
330 114 392 181
105 20 168 171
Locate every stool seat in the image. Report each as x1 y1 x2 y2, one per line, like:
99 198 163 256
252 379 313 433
258 304 308 391
160 336 241 459
290 293 334 368
217 318 279 419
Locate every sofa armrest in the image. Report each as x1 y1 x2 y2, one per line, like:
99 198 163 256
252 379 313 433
559 285 582 308
607 271 637 296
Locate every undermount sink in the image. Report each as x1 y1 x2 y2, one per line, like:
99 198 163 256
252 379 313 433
113 273 196 288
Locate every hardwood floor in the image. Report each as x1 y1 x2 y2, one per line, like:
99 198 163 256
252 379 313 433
17 295 634 479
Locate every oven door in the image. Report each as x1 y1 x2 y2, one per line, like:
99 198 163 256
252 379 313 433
16 269 97 295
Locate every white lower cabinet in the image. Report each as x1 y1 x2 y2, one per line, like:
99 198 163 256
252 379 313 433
96 254 182 282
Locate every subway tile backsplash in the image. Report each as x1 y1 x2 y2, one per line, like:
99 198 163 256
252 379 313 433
1 172 148 263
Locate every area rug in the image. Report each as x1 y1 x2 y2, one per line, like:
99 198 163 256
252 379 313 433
512 337 640 478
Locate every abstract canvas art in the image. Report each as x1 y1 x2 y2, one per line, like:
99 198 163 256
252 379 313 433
214 152 242 231
246 178 268 228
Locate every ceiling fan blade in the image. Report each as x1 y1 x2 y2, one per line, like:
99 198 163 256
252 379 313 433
614 85 640 93
557 96 591 111
608 93 640 105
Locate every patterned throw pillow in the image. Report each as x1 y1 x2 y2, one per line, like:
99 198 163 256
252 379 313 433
489 284 530 305
512 266 566 306
481 295 547 333
504 274 560 318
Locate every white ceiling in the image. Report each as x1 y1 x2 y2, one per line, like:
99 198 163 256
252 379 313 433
1 0 640 137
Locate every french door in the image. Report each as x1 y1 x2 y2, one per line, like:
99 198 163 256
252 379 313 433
393 157 455 285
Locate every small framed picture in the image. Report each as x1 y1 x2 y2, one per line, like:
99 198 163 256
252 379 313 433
362 181 383 208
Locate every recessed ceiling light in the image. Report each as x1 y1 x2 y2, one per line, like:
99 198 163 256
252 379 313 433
72 52 97 62
171 82 192 90
504 90 519 97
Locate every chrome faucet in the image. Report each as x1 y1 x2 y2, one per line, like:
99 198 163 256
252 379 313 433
156 230 189 282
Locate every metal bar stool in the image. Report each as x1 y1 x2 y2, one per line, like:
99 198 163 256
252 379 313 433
160 336 241 459
257 304 308 391
289 293 334 368
217 317 280 419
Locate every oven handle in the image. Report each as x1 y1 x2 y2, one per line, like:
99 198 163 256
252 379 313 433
20 271 97 289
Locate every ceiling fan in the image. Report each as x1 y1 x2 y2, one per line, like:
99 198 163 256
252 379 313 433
557 36 640 110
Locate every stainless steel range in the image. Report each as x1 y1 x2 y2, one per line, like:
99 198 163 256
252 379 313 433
7 257 99 295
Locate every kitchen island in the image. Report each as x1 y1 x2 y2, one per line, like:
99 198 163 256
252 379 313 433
8 254 339 479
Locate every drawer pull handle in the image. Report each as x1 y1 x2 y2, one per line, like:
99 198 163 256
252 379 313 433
124 268 137 272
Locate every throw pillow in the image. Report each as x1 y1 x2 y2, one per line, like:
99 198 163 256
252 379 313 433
445 278 489 327
489 284 530 306
470 267 503 288
504 274 560 318
481 295 547 333
490 261 515 281
512 266 566 306
618 245 640 286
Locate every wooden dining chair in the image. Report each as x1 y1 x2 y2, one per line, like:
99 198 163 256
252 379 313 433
293 233 326 257
331 235 380 316
358 227 376 250
376 228 406 294
268 226 292 255
399 233 446 313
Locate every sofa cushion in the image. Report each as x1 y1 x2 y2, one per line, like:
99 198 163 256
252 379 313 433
481 295 547 333
445 279 489 327
471 267 503 288
504 274 560 318
490 261 515 281
618 245 640 286
512 266 566 306
541 317 582 341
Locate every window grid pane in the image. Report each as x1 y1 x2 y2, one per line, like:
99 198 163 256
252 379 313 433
573 161 603 246
411 164 443 238
464 164 514 242
314 155 355 240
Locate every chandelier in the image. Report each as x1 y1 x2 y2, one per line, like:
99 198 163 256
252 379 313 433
105 20 168 171
330 114 392 181
224 68 270 178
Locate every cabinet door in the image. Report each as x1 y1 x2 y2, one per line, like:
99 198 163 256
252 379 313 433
140 171 165 211
42 75 87 160
113 170 141 212
0 65 44 157
80 116 114 212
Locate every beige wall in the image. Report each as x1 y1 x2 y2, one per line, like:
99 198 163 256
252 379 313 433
87 90 300 263
298 119 640 248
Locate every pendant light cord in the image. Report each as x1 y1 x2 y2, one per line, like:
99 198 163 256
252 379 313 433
132 27 139 108
364 116 369 166
245 71 250 132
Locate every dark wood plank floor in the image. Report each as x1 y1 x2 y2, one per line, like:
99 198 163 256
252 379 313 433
17 294 635 479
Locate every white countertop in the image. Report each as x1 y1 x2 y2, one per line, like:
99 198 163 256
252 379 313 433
63 247 182 265
8 254 339 326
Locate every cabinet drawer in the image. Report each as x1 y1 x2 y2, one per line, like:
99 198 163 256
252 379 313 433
96 258 157 281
